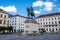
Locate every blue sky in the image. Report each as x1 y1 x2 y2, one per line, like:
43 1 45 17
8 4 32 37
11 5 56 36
0 0 60 17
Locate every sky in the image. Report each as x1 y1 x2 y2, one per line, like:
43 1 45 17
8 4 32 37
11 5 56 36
0 0 60 17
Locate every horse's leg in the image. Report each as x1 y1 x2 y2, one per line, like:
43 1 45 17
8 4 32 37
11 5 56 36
34 15 35 18
28 14 29 18
31 16 33 19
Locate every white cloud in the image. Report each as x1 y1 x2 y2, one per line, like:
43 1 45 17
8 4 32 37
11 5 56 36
58 8 60 11
44 2 54 8
0 5 17 13
33 1 44 7
44 7 52 11
44 2 54 11
32 1 56 11
34 10 40 14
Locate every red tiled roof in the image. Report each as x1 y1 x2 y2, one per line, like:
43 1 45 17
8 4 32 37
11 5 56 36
10 14 28 18
37 12 60 18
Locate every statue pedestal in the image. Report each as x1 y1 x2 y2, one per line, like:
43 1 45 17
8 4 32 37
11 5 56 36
23 19 39 35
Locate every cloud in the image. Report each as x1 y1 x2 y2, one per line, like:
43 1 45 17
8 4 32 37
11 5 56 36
58 8 60 11
44 2 54 8
0 5 17 13
34 10 40 14
44 2 54 11
33 1 44 7
32 1 56 11
44 7 52 11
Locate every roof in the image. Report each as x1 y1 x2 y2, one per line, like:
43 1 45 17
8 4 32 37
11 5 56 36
10 14 28 19
37 12 60 18
0 9 8 14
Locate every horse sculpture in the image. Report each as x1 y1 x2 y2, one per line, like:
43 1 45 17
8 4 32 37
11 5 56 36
27 7 35 19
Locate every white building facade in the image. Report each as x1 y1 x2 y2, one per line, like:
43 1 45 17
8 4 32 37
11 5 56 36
8 14 27 32
36 12 60 33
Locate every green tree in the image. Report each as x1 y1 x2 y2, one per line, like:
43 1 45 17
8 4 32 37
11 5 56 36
7 26 13 33
1 27 6 33
39 28 46 34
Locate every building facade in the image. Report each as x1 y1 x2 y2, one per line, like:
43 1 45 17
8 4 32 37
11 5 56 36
36 12 60 33
8 14 27 32
0 9 8 27
9 12 60 33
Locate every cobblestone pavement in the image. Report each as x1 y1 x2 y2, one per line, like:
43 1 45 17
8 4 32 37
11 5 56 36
0 33 60 40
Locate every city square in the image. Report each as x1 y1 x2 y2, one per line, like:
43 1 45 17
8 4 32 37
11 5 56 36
0 0 60 40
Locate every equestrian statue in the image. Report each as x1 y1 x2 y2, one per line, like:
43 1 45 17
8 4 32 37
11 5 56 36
27 7 35 19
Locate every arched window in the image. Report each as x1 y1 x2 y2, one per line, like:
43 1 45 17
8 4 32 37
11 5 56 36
0 14 2 18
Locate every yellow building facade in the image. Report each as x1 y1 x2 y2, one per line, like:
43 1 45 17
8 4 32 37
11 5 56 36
0 9 8 27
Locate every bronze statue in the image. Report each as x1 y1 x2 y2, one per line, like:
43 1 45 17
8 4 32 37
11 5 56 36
27 7 35 19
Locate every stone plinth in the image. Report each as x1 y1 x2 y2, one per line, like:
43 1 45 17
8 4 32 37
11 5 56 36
24 19 39 35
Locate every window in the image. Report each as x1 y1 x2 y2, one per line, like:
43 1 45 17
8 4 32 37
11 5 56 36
49 18 50 20
21 27 22 28
15 26 16 28
12 24 14 25
46 22 47 24
55 17 56 20
21 24 22 25
58 17 60 19
10 24 11 25
38 19 39 21
49 26 50 27
46 29 48 31
0 14 2 18
55 25 57 27
15 17 16 19
55 21 57 24
52 22 54 24
15 23 16 25
49 22 50 24
46 18 47 21
44 26 45 27
19 26 20 28
52 18 53 20
49 28 51 31
43 19 44 21
56 28 57 31
15 20 16 22
0 20 2 24
4 20 6 24
40 19 42 21
59 21 60 24
4 15 6 18
52 28 54 31
59 28 60 30
41 23 42 25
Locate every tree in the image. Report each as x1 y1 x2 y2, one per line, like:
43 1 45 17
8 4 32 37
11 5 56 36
39 28 46 34
1 27 6 33
0 26 13 33
0 27 2 31
7 26 13 33
41 28 46 33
